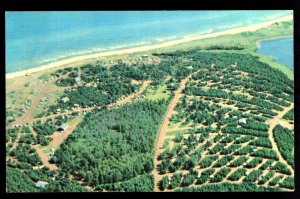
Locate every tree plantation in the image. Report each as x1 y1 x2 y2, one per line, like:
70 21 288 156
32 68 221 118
6 45 294 192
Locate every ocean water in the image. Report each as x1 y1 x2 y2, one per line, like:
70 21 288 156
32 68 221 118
5 11 291 73
257 37 293 70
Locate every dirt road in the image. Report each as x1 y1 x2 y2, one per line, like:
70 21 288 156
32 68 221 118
268 103 294 176
152 73 193 191
8 80 151 126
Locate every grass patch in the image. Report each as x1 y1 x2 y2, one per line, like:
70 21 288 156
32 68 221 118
166 129 191 136
163 138 170 149
145 80 171 101
167 121 180 130
38 73 50 80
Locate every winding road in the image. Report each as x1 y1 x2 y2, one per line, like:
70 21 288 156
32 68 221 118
152 73 194 191
267 103 294 176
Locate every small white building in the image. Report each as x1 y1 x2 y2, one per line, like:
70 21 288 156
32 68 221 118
187 66 193 70
238 118 247 124
35 181 49 189
57 124 69 132
75 77 81 82
61 97 70 103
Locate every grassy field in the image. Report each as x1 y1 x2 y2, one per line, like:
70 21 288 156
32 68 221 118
167 121 180 129
145 79 172 101
166 129 191 136
38 73 50 81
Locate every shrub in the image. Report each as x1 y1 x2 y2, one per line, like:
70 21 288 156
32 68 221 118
243 169 263 183
158 176 169 191
227 168 247 181
258 171 275 185
199 155 218 168
196 168 215 185
270 162 292 175
279 176 294 190
209 167 231 183
213 155 234 168
244 157 263 168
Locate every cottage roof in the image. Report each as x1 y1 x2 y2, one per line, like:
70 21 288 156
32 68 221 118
35 181 48 188
61 97 70 103
238 118 247 124
57 124 68 131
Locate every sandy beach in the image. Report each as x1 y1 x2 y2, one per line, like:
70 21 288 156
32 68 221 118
6 15 293 80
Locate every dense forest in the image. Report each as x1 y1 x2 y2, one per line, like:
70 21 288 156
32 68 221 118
50 100 167 189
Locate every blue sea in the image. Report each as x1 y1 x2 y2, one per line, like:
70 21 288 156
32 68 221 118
257 37 294 70
5 11 291 73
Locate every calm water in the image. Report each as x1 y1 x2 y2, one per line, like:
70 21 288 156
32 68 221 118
6 11 291 73
257 37 293 70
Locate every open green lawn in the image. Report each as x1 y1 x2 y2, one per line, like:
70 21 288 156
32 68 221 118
145 80 172 101
38 73 50 80
167 121 180 130
166 129 191 136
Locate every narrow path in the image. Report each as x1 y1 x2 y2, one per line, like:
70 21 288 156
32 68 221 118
108 80 151 107
29 126 58 170
268 103 294 176
152 73 194 192
34 145 58 170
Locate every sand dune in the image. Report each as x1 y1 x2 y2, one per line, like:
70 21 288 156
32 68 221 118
6 15 292 80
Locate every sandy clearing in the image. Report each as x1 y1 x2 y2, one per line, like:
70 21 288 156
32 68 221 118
48 115 82 150
8 80 151 126
9 79 56 126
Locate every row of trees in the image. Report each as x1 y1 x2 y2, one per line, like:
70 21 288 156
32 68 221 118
156 51 293 191
249 137 273 148
243 169 263 183
175 182 282 192
228 168 247 181
258 171 275 185
273 125 294 167
95 174 154 192
222 126 269 137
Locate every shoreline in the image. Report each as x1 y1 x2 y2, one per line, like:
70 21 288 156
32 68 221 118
6 15 293 80
255 35 293 71
256 35 293 49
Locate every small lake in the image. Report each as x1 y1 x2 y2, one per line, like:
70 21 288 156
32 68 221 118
257 36 293 70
